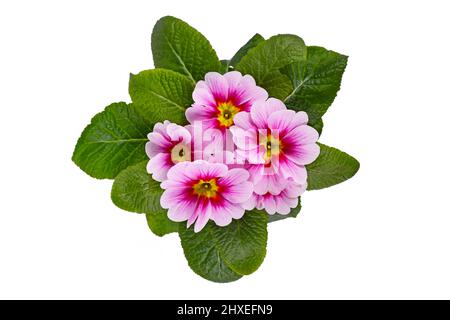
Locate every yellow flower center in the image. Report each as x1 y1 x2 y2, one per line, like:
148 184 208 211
170 143 191 164
217 102 240 128
260 134 282 163
192 178 219 198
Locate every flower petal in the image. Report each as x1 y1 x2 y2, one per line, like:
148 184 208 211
252 174 286 195
205 72 228 102
223 181 253 204
194 200 212 233
264 195 277 215
284 143 321 165
166 123 191 144
283 181 307 198
167 198 198 222
284 125 319 145
232 111 255 131
146 132 171 156
210 201 233 227
147 153 172 182
185 104 217 125
242 193 257 211
267 110 297 133
219 168 250 186
192 81 216 106
250 98 286 128
279 160 308 184
239 75 268 103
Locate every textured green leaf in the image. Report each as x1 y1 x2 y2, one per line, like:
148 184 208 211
129 69 194 125
268 198 302 223
111 161 178 237
229 33 265 68
179 210 268 282
220 59 230 73
212 210 267 275
179 223 242 283
307 143 359 190
146 212 179 237
235 34 307 99
281 46 348 129
72 102 151 179
151 16 221 82
111 162 162 213
311 118 324 136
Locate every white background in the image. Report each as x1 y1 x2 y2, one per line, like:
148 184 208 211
1 0 449 299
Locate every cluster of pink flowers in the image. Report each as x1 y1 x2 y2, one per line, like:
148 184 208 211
146 71 320 232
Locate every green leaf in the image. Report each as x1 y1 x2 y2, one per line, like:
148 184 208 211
268 198 302 223
72 102 151 179
235 34 307 99
307 143 359 190
281 46 348 129
212 210 268 275
146 212 179 237
151 16 221 82
179 210 268 282
179 223 242 283
311 118 324 136
111 161 162 213
229 33 265 68
111 161 178 237
129 69 194 125
220 59 230 73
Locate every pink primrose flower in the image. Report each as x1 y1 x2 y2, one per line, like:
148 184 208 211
146 121 192 182
243 181 306 215
230 98 320 195
186 71 268 131
160 160 253 232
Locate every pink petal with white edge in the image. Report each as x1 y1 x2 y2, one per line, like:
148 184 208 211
185 104 217 124
279 160 308 185
194 201 212 233
161 189 184 210
264 196 277 215
291 111 309 127
222 201 246 220
192 81 216 107
147 153 172 182
210 201 233 227
283 181 307 198
205 72 229 102
166 161 193 182
219 168 250 185
240 75 269 103
189 160 228 180
284 125 320 145
146 132 172 156
250 98 286 128
167 198 198 222
223 71 243 89
274 197 291 215
145 140 165 158
222 180 253 204
230 125 258 151
151 120 171 139
246 164 265 184
242 193 257 211
283 196 299 210
267 109 296 130
166 123 191 144
253 174 286 196
284 143 321 166
232 111 255 131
